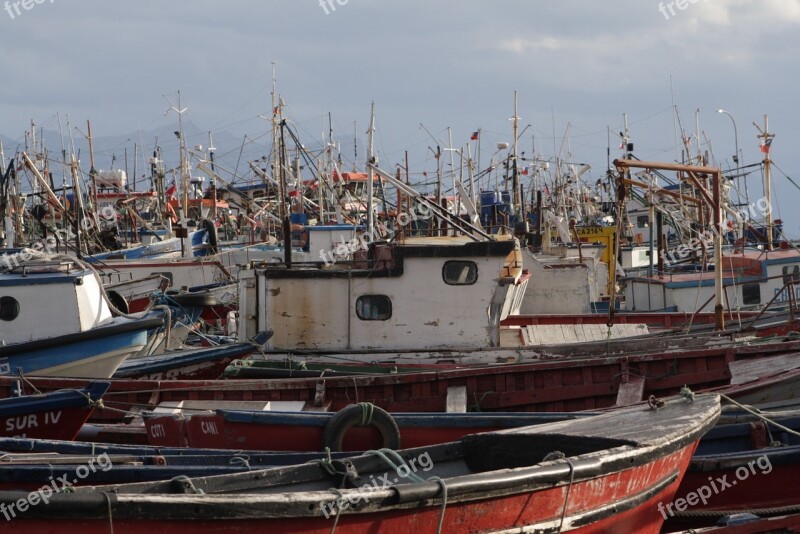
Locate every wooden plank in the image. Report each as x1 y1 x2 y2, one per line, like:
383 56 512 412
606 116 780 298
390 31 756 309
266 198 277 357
729 353 800 385
446 386 467 413
615 375 645 406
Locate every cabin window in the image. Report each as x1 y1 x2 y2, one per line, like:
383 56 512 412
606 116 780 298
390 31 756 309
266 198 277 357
356 295 392 321
0 297 19 321
637 215 649 228
742 283 761 306
442 261 478 285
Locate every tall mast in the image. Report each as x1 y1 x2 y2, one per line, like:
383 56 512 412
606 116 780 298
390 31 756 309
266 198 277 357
87 120 97 213
366 102 376 236
164 91 189 222
755 115 775 250
271 62 278 191
208 131 217 221
511 91 520 218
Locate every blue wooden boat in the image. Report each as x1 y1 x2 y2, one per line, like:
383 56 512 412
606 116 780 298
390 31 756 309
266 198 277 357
0 257 163 378
113 343 256 380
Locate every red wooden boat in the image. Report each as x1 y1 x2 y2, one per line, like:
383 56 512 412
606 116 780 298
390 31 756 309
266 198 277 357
0 394 721 533
144 408 592 450
0 382 109 440
0 339 797 426
662 406 800 531
664 512 800 533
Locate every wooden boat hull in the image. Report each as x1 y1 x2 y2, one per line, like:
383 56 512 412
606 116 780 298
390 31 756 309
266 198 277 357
0 317 163 379
0 395 721 533
665 411 800 530
113 343 255 381
0 382 109 440
0 344 796 423
145 411 590 450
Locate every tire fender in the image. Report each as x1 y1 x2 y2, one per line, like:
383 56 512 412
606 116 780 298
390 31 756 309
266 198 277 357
322 403 401 452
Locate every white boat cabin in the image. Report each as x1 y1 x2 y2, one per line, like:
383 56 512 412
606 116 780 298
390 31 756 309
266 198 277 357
238 236 527 352
0 259 113 344
622 248 800 313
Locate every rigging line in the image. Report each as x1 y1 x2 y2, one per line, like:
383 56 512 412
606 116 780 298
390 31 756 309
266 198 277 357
208 82 273 131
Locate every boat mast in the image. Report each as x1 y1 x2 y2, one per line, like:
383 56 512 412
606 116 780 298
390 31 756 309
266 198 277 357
511 91 520 224
271 62 278 192
208 132 217 221
366 102 376 236
755 115 774 250
164 91 189 224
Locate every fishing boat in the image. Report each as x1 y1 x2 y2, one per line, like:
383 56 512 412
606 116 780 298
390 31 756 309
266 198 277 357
112 342 257 380
0 255 163 378
143 406 590 450
664 404 800 530
1 345 799 423
0 382 109 440
0 393 721 533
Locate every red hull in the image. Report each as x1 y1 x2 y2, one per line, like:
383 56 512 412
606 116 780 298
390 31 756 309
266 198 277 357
146 412 506 450
664 461 800 531
7 445 697 533
0 406 96 441
1 341 797 424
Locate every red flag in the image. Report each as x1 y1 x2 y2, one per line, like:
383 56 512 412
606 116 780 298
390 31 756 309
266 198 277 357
166 183 177 199
470 131 479 141
760 138 773 154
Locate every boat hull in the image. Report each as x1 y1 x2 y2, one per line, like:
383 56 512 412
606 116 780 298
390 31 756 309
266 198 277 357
0 382 108 440
0 318 162 379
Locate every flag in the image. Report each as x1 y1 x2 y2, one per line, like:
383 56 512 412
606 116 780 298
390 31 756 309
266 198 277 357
470 131 479 141
521 167 529 175
166 182 177 199
760 137 773 154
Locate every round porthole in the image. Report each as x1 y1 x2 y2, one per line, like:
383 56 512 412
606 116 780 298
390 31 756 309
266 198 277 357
0 297 20 321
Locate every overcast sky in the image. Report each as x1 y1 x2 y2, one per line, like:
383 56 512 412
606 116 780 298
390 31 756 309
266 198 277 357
2 0 799 234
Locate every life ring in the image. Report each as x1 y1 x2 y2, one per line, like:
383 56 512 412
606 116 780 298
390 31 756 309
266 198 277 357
322 403 401 452
201 219 219 255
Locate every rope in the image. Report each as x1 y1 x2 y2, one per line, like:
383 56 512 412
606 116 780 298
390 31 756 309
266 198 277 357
720 394 800 439
317 447 337 476
364 449 425 483
328 488 344 534
358 403 374 426
16 372 41 395
229 456 251 470
557 458 576 533
102 491 114 534
428 476 448 534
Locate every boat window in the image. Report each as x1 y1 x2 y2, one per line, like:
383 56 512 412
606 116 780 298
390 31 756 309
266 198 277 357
637 215 649 228
0 297 19 321
442 261 478 285
742 283 761 306
355 295 392 321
